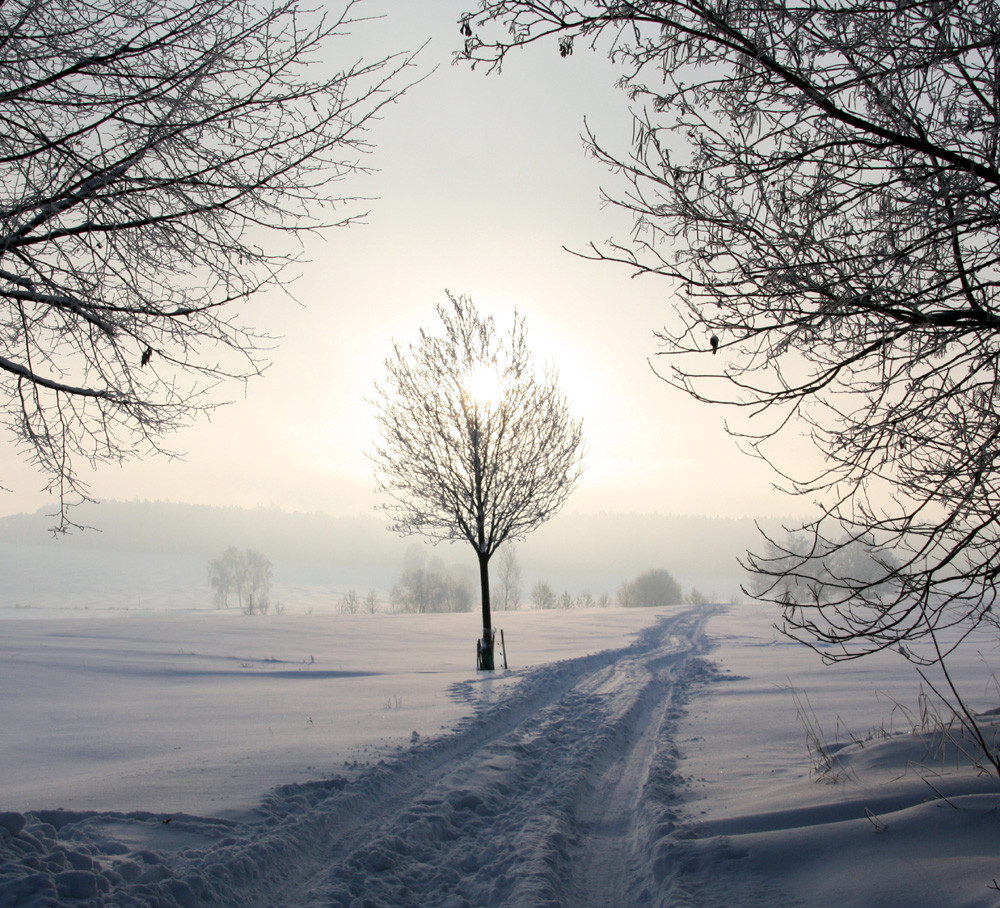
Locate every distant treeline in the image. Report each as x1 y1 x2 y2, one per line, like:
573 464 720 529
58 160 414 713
0 500 786 589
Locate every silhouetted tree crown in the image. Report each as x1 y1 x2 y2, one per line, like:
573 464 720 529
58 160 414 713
372 292 584 658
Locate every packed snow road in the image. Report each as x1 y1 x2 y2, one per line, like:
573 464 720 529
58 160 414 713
0 607 721 907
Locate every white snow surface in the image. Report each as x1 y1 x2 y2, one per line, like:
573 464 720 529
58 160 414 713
1 603 999 907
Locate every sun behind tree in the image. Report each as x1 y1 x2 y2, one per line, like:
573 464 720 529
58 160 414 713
465 361 504 409
371 292 585 669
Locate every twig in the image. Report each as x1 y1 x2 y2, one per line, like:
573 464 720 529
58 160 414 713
921 775 960 809
865 807 888 832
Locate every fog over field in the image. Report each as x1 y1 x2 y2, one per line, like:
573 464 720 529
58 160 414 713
0 501 768 615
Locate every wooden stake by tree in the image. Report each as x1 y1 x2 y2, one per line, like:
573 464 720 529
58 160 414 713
372 293 584 669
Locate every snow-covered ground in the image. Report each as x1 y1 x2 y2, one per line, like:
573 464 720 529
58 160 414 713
1 603 999 906
0 608 664 815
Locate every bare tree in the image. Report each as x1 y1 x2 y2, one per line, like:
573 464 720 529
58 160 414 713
614 579 632 610
747 532 901 608
208 546 239 609
208 546 271 613
1 0 409 528
372 293 584 668
492 542 522 611
339 590 361 615
241 549 272 615
460 4 1000 714
531 580 556 610
617 569 682 609
390 556 473 613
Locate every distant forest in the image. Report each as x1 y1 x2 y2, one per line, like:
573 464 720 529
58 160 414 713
0 501 784 609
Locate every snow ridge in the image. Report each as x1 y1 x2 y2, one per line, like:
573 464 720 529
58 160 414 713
0 607 721 908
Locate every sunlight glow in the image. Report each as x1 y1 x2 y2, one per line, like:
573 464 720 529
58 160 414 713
466 362 504 409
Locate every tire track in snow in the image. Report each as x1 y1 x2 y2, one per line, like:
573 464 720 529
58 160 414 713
275 606 716 908
565 645 691 907
0 606 718 908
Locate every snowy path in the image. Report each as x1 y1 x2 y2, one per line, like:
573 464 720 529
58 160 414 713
0 607 717 907
566 644 683 908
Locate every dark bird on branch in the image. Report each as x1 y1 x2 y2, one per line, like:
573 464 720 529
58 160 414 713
709 335 719 354
141 346 153 367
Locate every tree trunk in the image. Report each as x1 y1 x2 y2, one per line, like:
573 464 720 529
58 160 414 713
477 550 495 670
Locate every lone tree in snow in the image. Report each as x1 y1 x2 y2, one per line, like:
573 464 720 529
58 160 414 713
372 293 584 669
460 1 1000 752
531 580 556 610
209 546 272 615
617 569 682 609
0 0 409 529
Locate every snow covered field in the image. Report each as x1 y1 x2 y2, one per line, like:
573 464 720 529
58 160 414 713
1 603 999 906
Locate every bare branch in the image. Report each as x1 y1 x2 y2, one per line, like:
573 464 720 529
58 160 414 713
461 2 1000 699
0 0 413 528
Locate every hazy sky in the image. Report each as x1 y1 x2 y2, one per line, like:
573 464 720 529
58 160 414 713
0 0 798 521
